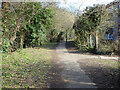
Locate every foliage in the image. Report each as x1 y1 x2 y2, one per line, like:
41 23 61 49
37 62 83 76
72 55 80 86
48 5 75 41
1 2 54 52
73 5 113 52
73 3 119 55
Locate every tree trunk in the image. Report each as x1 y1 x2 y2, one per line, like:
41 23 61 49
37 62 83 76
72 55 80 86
20 30 24 49
95 31 99 51
90 34 93 48
1 1 10 45
87 34 90 47
0 2 2 46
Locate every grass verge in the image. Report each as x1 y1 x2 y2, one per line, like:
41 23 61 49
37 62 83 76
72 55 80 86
99 59 120 69
2 47 52 88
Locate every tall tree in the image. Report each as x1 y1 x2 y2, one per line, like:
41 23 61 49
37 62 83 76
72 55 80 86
73 4 108 51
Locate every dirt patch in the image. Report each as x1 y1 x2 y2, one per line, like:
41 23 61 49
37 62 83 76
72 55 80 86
77 58 119 88
65 41 120 88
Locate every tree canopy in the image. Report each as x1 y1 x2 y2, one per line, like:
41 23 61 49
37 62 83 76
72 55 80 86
1 2 54 52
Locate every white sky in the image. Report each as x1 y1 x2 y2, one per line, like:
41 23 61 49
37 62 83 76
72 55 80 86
0 0 115 12
58 0 115 12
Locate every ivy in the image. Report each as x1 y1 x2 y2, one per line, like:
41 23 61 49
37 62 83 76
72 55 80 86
1 2 54 52
73 5 107 50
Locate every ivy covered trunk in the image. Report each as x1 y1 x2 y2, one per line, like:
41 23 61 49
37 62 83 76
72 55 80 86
90 35 93 48
1 2 54 52
20 30 25 49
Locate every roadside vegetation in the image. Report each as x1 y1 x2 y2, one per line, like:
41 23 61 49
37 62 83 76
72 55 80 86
99 59 120 69
2 43 54 88
1 2 74 53
1 2 54 52
0 1 119 88
73 4 119 55
1 2 73 88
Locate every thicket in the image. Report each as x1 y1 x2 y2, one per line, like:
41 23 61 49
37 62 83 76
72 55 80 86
1 2 54 52
73 4 119 55
1 2 75 52
73 5 104 50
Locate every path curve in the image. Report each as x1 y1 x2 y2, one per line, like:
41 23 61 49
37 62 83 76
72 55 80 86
56 42 97 88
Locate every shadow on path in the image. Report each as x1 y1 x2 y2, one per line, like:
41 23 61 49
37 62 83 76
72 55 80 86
47 43 68 88
65 41 118 56
65 41 119 88
48 41 97 88
77 59 120 88
46 41 119 88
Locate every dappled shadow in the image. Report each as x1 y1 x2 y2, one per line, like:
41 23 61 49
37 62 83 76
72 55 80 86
19 41 69 88
65 41 118 56
60 69 97 88
77 59 120 88
47 63 67 88
33 41 65 50
65 41 94 54
47 47 68 88
33 43 58 50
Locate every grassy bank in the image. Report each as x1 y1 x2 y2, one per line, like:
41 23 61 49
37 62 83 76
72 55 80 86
2 46 52 88
99 59 120 69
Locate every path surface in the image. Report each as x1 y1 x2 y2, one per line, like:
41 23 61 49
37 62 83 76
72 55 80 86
55 42 97 88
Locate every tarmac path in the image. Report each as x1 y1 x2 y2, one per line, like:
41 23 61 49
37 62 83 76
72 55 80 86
55 42 97 88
